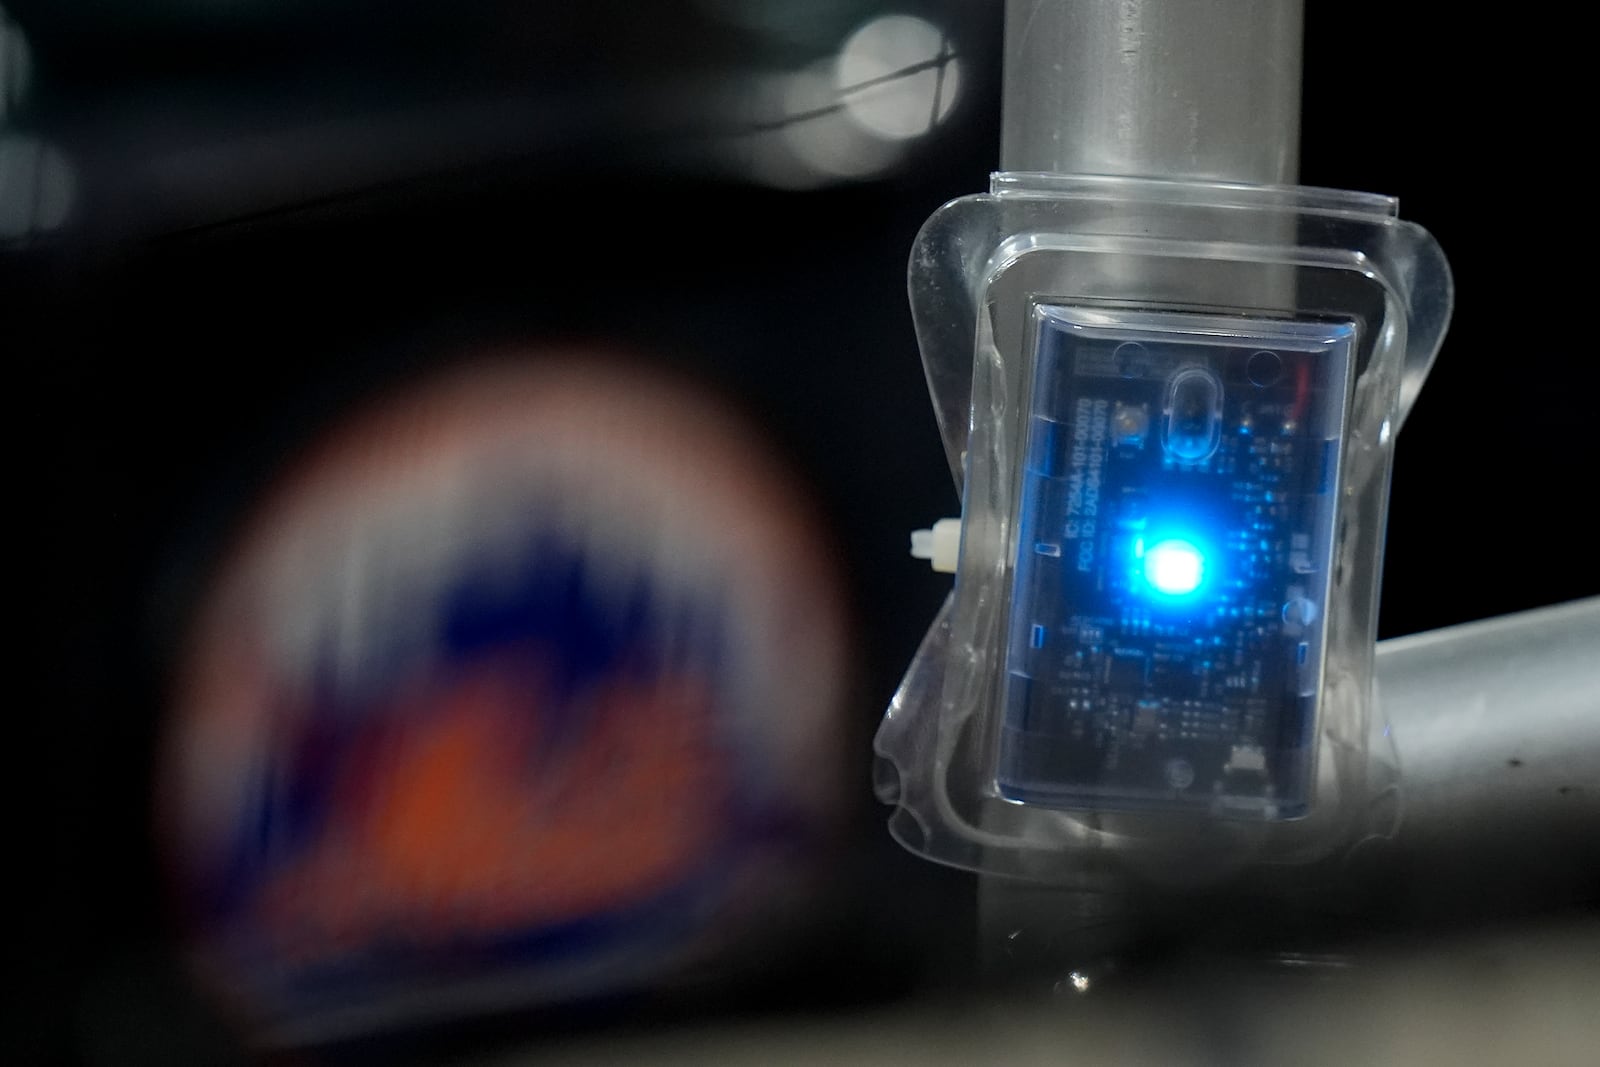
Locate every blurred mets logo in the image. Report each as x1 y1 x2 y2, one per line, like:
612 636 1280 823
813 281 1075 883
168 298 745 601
162 359 846 1035
249 543 732 963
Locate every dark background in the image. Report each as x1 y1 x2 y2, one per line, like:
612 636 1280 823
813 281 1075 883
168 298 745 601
7 1 1594 1062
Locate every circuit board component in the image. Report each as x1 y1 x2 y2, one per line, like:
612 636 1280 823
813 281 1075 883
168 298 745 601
995 306 1355 818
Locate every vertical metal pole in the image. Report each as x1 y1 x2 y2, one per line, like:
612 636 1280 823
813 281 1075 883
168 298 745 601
982 0 1311 986
1000 0 1304 183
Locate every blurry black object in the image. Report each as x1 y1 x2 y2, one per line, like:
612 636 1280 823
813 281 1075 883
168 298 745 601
15 3 996 1060
8 0 1595 1063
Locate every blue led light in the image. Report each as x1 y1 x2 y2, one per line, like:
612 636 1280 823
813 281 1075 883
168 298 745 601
1143 538 1205 596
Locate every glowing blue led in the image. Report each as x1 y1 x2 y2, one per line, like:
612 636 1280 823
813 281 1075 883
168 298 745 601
1143 538 1205 596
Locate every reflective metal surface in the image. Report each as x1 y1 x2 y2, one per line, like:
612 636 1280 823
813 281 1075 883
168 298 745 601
1001 0 1303 181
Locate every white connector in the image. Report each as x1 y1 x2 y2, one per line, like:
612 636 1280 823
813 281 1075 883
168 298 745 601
909 518 961 574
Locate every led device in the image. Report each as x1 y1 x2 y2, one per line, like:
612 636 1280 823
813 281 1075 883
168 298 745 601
1142 539 1203 597
993 304 1355 814
874 174 1452 880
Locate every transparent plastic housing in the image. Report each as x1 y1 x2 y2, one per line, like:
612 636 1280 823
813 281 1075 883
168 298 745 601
876 173 1451 882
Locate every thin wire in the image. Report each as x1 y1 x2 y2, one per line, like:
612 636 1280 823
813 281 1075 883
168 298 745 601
929 33 952 133
741 49 961 135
